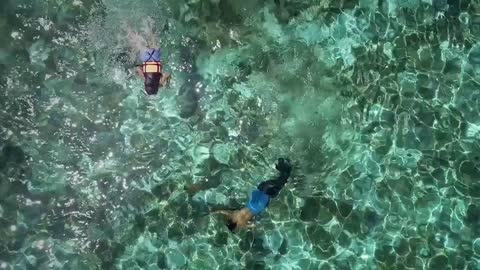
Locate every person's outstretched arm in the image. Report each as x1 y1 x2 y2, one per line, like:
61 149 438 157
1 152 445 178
137 67 144 78
211 210 233 219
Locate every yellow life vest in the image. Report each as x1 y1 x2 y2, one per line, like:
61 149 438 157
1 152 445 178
142 61 162 74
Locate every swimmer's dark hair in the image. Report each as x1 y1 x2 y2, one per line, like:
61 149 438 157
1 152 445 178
226 219 237 233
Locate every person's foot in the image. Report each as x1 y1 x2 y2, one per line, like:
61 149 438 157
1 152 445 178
275 158 292 173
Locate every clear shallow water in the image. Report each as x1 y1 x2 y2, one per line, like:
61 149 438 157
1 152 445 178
1 0 480 269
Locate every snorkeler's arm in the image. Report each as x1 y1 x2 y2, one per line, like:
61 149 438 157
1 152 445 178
137 67 144 78
212 210 232 217
160 72 171 87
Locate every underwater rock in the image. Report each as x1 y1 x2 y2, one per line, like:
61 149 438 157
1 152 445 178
299 197 320 221
398 71 417 97
458 161 480 191
244 258 267 270
386 148 422 176
306 225 332 249
192 145 210 164
28 39 51 69
151 181 174 200
465 203 480 226
94 240 125 270
0 144 30 198
427 254 449 269
190 250 218 269
393 236 410 256
264 229 284 252
374 244 396 265
190 144 211 176
473 239 480 256
276 237 287 255
337 201 353 218
212 143 235 165
239 231 270 254
364 207 381 231
211 231 228 247
167 223 185 242
468 45 480 67
199 190 229 206
432 0 448 11
2 145 26 164
165 249 186 269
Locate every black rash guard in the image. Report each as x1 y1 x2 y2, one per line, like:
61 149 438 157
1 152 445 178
144 73 162 95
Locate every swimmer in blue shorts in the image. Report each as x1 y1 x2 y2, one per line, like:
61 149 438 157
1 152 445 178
123 19 171 95
214 158 292 232
136 48 171 95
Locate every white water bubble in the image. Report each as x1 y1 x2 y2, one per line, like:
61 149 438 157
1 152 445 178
11 31 22 39
35 240 45 249
38 18 53 31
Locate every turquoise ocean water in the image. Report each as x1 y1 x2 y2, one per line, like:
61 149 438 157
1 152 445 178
1 0 480 269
